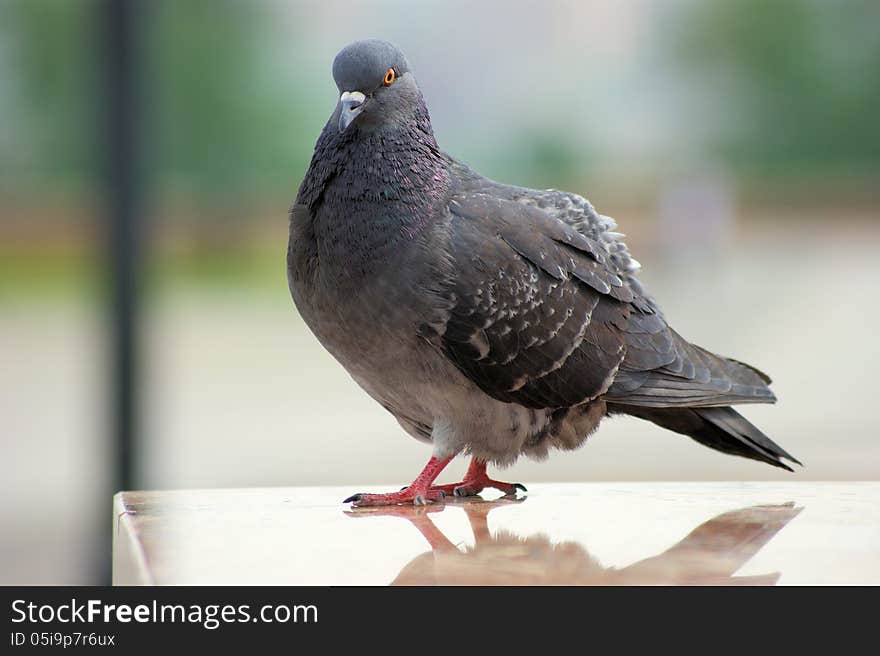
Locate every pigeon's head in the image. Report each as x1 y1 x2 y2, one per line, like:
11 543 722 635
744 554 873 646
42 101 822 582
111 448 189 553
331 40 422 134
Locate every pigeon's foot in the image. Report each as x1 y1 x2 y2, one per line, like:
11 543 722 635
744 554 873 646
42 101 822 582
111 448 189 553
429 458 527 498
344 488 446 507
343 455 453 507
431 479 526 498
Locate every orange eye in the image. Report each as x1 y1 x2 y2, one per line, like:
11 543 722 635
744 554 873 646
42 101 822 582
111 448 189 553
383 68 396 86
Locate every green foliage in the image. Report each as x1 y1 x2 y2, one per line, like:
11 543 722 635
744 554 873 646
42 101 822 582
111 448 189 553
676 0 880 174
0 0 323 207
0 0 100 196
2 0 877 209
148 0 320 207
495 131 583 191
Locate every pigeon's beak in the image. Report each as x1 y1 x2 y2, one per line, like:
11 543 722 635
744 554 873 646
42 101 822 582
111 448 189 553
338 91 366 132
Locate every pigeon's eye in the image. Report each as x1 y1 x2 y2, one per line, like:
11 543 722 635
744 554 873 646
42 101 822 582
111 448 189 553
383 68 396 86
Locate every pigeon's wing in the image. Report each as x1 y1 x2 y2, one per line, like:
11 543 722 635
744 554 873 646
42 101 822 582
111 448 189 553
427 187 775 410
502 188 777 407
606 337 777 407
425 192 630 409
485 185 647 295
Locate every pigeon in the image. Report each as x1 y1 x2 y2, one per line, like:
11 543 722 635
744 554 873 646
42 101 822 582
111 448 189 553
288 40 801 507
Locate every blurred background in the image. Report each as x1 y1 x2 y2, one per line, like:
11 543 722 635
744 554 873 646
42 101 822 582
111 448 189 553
2 0 878 584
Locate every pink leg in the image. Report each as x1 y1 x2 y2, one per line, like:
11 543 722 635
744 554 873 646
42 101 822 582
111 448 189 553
343 455 454 507
430 458 527 498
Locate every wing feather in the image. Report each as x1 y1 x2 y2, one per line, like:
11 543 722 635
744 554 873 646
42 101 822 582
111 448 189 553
427 182 775 411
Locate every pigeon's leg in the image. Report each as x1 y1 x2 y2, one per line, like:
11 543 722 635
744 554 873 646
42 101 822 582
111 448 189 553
429 458 527 498
343 455 454 507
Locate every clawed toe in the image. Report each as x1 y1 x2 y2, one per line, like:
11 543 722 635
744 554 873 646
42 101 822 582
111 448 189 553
343 488 446 507
493 481 527 496
342 458 525 508
453 484 481 497
439 479 527 498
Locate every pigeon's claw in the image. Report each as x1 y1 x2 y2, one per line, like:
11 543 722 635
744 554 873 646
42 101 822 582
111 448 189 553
342 455 454 507
429 459 527 498
344 488 446 508
431 479 525 498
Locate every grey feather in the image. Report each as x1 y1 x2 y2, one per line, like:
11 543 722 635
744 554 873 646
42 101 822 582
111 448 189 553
288 40 799 471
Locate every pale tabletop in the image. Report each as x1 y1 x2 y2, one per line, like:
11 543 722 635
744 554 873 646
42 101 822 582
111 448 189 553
112 482 880 585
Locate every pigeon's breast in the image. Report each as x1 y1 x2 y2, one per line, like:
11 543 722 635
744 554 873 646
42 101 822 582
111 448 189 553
290 210 446 379
290 219 566 463
292 240 599 464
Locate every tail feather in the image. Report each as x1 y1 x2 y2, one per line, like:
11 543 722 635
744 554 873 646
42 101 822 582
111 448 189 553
612 404 801 471
699 406 801 467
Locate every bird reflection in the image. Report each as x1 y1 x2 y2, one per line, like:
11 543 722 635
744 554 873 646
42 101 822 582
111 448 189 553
346 497 801 585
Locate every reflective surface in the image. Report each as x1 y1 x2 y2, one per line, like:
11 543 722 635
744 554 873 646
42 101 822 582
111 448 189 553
113 483 880 585
352 499 800 585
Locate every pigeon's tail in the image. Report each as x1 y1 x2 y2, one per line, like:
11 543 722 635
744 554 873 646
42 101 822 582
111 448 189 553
610 404 802 471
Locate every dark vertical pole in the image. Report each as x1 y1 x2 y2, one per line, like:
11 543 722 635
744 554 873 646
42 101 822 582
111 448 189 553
104 0 141 506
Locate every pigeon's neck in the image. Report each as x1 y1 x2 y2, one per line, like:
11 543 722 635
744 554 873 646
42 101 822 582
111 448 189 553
299 99 450 276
